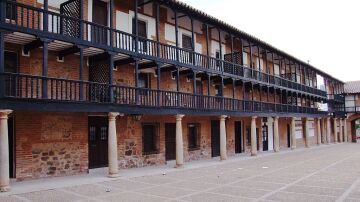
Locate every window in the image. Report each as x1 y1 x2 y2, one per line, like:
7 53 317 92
182 34 193 50
242 52 248 66
215 85 223 96
274 64 280 76
215 51 221 69
139 73 150 89
188 123 200 150
132 19 147 51
142 123 159 154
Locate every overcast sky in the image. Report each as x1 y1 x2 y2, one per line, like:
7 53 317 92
179 0 360 82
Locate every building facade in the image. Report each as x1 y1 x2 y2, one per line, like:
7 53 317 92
344 81 360 142
0 0 348 191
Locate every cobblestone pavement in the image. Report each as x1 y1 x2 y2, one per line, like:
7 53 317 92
1 143 360 202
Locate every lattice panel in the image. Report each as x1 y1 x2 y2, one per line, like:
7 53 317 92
60 0 81 38
89 56 110 102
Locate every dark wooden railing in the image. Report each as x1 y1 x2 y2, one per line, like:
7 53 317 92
2 1 327 98
1 73 326 114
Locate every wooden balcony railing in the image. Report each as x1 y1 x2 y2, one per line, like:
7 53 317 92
1 1 327 98
1 72 326 115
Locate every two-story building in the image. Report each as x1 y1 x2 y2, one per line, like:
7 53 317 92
0 0 348 191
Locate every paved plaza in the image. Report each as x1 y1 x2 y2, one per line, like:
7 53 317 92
1 143 360 202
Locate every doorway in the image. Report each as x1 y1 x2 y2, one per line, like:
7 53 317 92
234 121 242 153
211 120 220 157
5 51 18 97
92 0 108 44
88 116 108 169
287 124 291 148
165 123 176 161
8 117 15 178
262 124 268 151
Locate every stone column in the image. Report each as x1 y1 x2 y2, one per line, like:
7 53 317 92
326 117 331 144
321 118 326 143
344 119 348 142
175 114 185 167
317 118 321 145
304 118 309 148
108 112 120 178
0 110 12 192
273 117 279 152
251 116 257 156
291 117 296 149
219 115 227 160
333 118 338 143
339 119 343 143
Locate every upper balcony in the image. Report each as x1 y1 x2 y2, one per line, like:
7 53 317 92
0 1 328 98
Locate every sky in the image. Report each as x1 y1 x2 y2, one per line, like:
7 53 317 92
179 0 360 82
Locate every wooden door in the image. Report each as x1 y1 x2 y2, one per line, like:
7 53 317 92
8 117 15 178
165 123 176 161
287 124 291 147
88 116 108 169
235 121 242 153
211 120 220 157
262 125 268 151
92 0 108 44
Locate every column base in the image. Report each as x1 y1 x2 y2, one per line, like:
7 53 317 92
220 156 227 161
0 185 11 192
107 173 119 178
175 164 183 168
251 153 257 156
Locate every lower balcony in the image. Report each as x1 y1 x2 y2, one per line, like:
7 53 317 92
0 73 326 116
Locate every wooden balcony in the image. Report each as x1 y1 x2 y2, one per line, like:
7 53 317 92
0 1 328 98
1 72 326 115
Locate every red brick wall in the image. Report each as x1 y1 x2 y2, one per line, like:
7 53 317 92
14 112 88 180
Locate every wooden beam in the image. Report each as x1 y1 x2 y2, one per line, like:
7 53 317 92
57 45 80 58
139 61 156 69
114 57 135 66
23 38 43 53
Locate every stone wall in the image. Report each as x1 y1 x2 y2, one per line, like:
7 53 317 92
15 112 88 180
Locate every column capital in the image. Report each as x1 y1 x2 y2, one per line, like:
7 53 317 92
0 110 12 119
251 116 257 120
219 115 227 121
108 112 120 121
175 114 185 121
274 116 279 120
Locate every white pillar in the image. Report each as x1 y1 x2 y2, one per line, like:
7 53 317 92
108 112 120 178
251 116 257 156
317 118 321 145
219 115 227 160
339 119 343 143
344 119 348 142
333 118 338 143
327 117 331 144
273 117 279 152
291 117 296 149
304 118 309 148
0 110 12 192
175 114 184 167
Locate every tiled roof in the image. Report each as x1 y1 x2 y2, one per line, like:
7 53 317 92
344 81 360 94
169 0 343 83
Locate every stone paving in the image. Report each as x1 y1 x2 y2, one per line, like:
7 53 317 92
1 143 360 202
